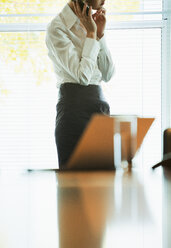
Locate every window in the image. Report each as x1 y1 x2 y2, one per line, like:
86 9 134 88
0 0 170 169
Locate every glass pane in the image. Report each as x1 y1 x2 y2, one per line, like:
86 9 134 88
0 32 58 169
103 28 162 168
0 0 67 14
0 0 162 23
0 29 161 169
1 0 162 13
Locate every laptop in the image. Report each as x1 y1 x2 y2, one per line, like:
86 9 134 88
66 114 155 170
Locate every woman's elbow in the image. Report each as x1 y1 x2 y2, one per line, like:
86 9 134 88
103 65 115 82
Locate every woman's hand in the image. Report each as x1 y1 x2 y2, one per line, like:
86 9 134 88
73 0 97 39
92 8 106 39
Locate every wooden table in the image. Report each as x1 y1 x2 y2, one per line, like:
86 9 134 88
0 166 169 248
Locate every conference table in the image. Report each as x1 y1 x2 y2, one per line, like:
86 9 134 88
0 165 170 248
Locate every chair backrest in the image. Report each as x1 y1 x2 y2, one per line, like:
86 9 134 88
164 129 171 154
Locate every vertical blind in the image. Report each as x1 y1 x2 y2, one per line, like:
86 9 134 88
0 0 166 169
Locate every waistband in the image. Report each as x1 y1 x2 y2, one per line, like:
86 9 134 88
58 83 105 101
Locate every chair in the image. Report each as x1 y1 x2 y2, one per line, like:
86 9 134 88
152 128 171 169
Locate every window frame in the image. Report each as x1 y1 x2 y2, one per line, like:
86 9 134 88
0 0 170 150
161 0 171 132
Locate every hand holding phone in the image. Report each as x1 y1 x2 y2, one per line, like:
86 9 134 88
72 0 89 16
72 0 97 39
78 0 90 15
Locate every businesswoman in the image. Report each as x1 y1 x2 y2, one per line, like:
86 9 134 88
45 0 114 169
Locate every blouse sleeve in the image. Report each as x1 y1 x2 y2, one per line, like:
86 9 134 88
97 35 115 82
46 24 100 86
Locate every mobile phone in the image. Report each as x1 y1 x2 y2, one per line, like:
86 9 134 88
72 0 89 15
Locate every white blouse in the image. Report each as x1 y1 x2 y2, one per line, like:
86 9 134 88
45 4 115 88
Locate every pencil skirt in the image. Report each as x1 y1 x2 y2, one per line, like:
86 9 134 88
55 83 110 169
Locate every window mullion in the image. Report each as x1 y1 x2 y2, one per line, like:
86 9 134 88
161 0 171 134
107 20 164 30
0 20 165 32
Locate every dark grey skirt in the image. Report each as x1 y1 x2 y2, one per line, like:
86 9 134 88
55 83 110 169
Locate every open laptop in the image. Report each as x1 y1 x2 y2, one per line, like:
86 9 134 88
66 114 155 170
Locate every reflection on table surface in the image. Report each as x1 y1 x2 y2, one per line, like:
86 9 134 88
0 167 167 248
